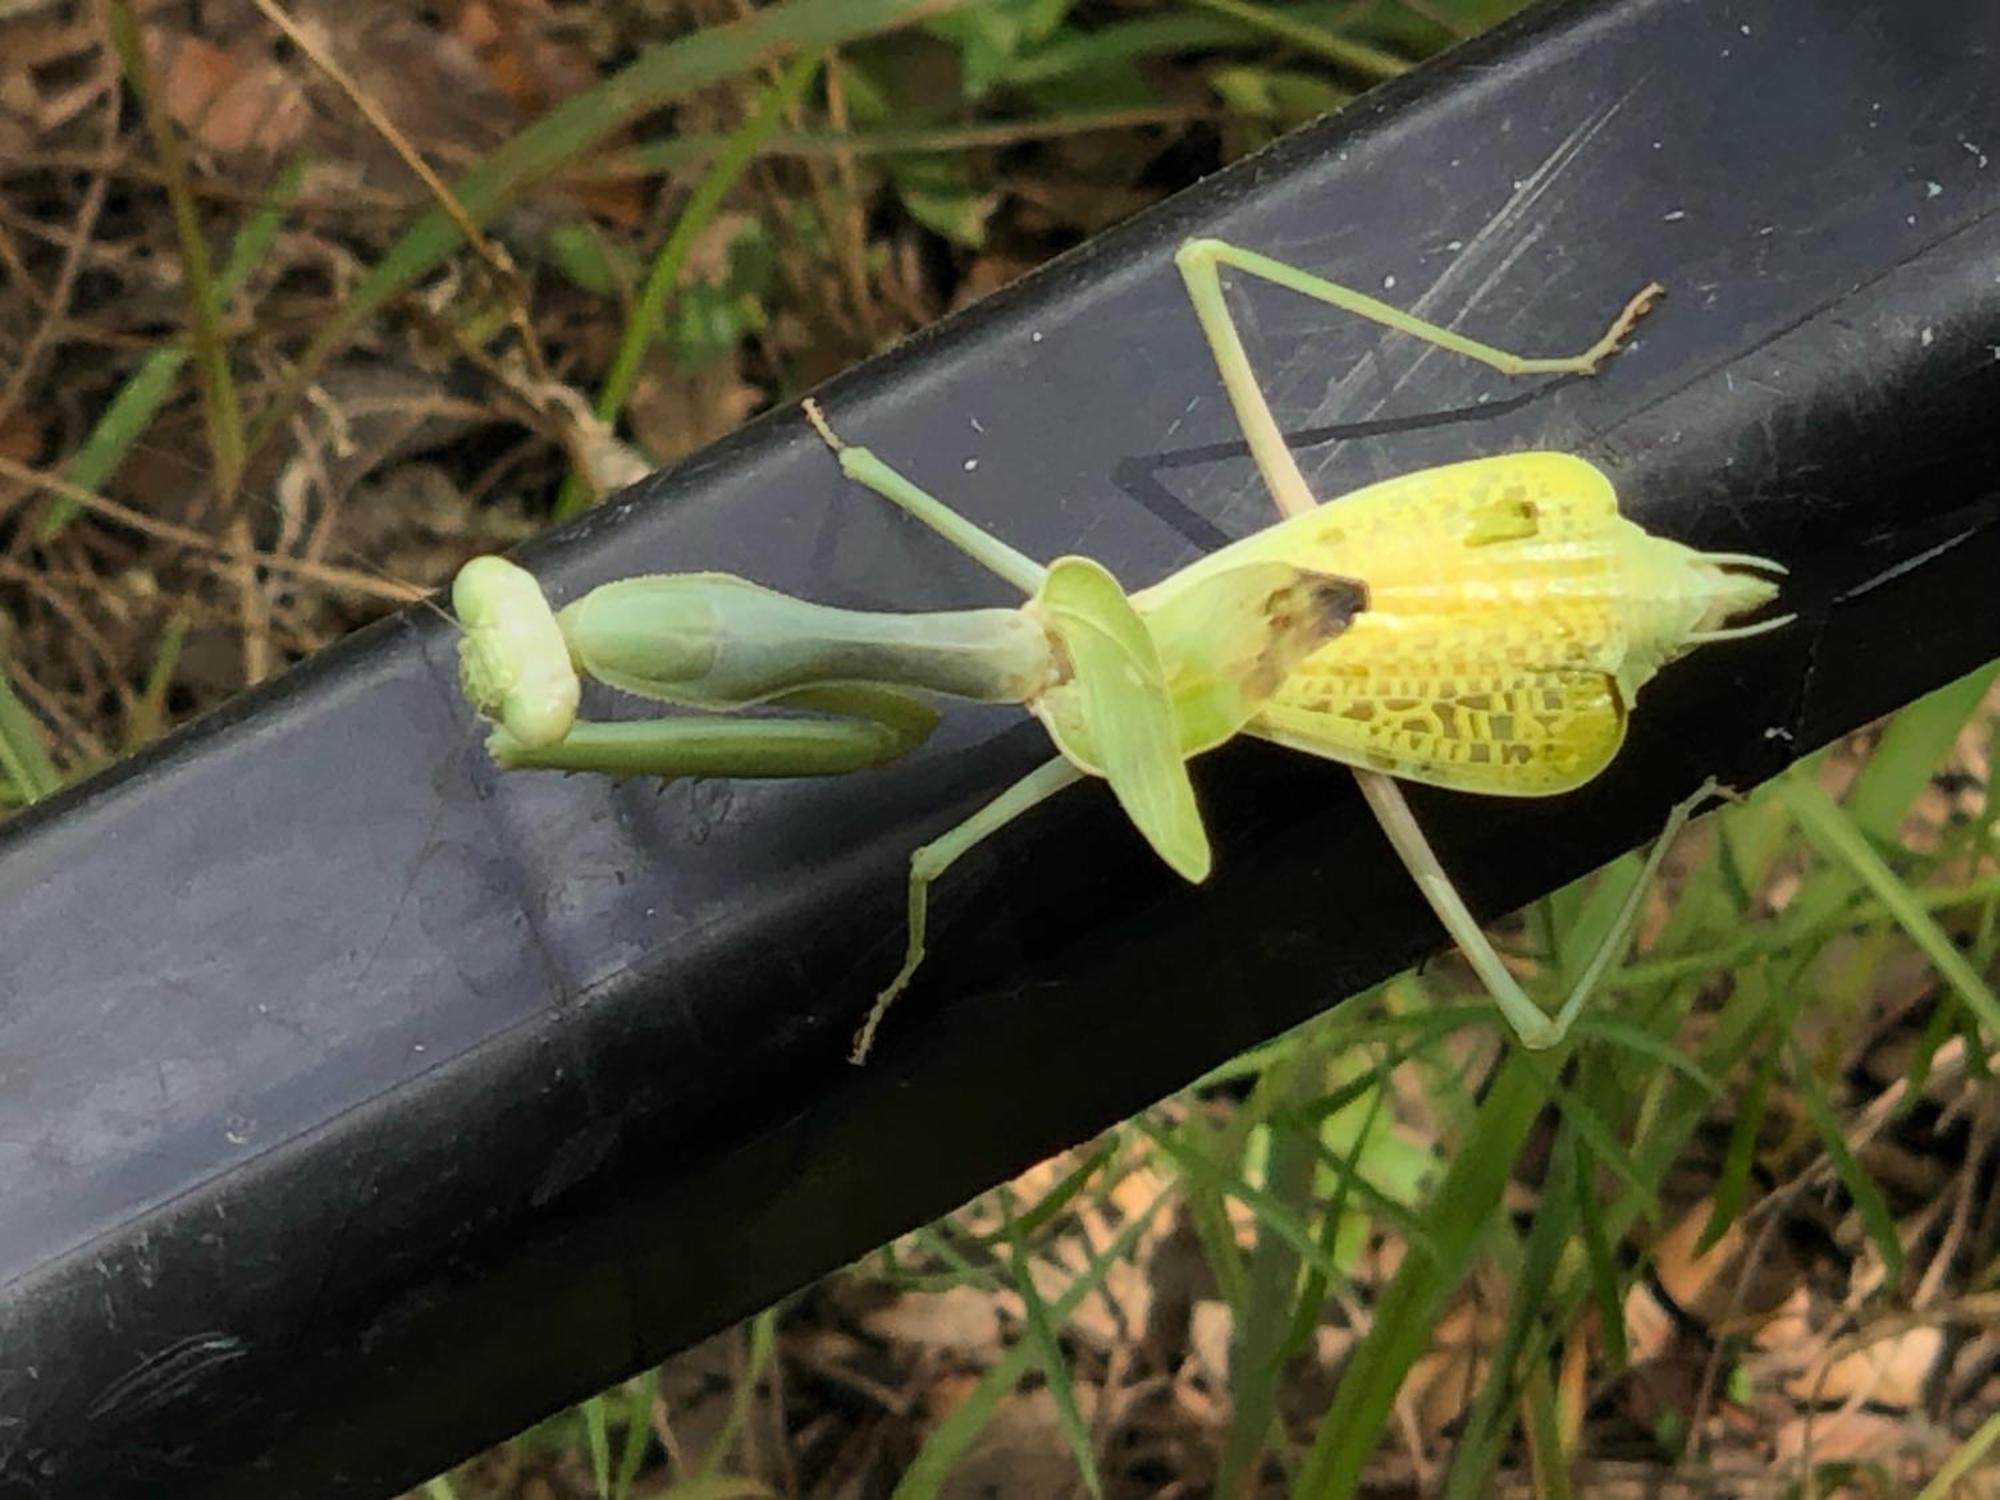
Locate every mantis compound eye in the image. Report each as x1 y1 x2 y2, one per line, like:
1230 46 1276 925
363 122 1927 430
450 555 581 750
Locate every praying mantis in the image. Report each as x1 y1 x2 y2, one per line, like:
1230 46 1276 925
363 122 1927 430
454 237 1790 1063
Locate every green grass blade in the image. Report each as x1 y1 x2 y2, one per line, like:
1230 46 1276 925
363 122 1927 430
39 161 307 539
1570 1018 1724 1098
1611 874 2000 994
1775 666 1997 941
107 0 244 496
1519 1362 1572 1500
609 1369 658 1498
1558 968 1783 1350
1005 1137 1117 1243
1171 1108 1251 1309
998 1192 1102 1498
1572 1130 1628 1372
1913 1406 2000 1500
999 12 1275 85
582 1393 614 1496
1843 661 2000 842
1139 1115 1357 1297
1782 775 2000 1040
688 1313 775 1488
1787 1033 1904 1287
1440 1118 1574 1500
1300 1130 1440 1267
1283 1060 1397 1365
554 51 821 518
898 1223 1003 1293
1292 1054 1544 1500
613 106 1217 175
1901 990 1963 1114
121 610 190 752
1697 1030 1778 1253
1539 1068 1657 1221
252 0 971 464
1184 0 1404 79
889 1184 1171 1500
1292 1054 1401 1124
1218 1058 1321 1497
0 664 61 803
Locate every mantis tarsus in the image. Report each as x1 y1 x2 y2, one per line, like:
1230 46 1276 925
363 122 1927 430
455 237 1790 1063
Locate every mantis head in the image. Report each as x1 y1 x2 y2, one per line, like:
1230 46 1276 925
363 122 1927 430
451 555 581 750
1686 551 1788 637
1619 541 1791 695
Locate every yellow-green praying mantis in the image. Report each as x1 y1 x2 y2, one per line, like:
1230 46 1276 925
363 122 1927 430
454 238 1791 1063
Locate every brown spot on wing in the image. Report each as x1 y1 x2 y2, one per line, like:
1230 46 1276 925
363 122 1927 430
1243 570 1369 699
1463 491 1540 547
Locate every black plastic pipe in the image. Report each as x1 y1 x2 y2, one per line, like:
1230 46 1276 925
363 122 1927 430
5 0 2000 1494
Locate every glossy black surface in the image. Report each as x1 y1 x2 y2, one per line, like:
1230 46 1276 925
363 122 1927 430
4 1 1999 1494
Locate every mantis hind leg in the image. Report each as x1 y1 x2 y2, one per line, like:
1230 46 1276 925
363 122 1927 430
1172 236 1660 520
1179 234 1678 1046
852 756 1085 1064
1355 770 1719 1049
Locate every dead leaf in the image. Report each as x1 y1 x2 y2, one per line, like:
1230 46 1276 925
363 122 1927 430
445 0 594 120
935 1385 1099 1500
1771 1406 1914 1465
150 30 310 157
1623 1278 1678 1366
1786 1326 1943 1409
862 1286 1010 1364
0 405 40 466
444 0 638 222
520 375 654 496
1187 1299 1230 1392
1401 1296 1501 1440
1649 1199 1801 1327
295 0 513 192
626 354 762 470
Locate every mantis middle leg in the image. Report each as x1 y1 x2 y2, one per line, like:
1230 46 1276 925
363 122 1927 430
853 755 1085 1063
804 398 1047 598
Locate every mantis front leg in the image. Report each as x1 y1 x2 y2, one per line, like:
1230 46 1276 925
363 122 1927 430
456 555 956 777
486 685 942 779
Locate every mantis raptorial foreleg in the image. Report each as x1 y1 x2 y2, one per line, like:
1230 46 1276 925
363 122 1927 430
454 556 978 780
486 684 940 778
1174 237 1687 1050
